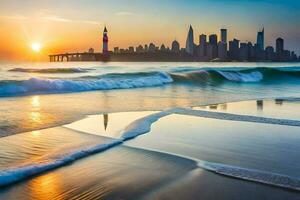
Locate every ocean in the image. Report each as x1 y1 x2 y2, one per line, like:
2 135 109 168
1 62 300 199
1 61 300 136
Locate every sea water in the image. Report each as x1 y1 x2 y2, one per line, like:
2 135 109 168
1 61 300 136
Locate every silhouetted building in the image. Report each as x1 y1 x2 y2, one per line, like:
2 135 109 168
221 29 227 44
209 34 218 59
209 34 218 46
88 48 94 53
276 37 284 61
171 40 180 52
229 39 239 60
207 44 214 60
265 46 275 61
128 46 134 53
247 42 256 61
199 34 207 58
114 47 119 53
239 43 249 61
136 45 144 53
160 44 166 51
148 43 156 52
186 25 194 55
256 28 264 51
218 42 227 61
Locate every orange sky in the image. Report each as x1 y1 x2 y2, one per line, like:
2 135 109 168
0 0 299 61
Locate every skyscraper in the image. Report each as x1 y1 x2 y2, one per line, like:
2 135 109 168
199 34 207 58
221 29 227 43
218 42 227 61
199 34 207 45
229 39 240 60
185 25 194 55
102 26 109 55
209 34 218 46
256 28 264 51
276 38 284 54
276 37 284 61
209 34 218 59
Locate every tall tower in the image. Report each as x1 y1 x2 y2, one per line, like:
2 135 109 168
221 28 227 43
185 25 194 55
256 28 264 51
102 26 108 55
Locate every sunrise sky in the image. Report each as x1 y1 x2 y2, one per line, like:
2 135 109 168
0 0 299 61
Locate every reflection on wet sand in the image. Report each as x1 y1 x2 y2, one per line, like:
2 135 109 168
64 111 157 138
103 114 108 130
193 99 300 120
29 173 63 200
256 100 264 110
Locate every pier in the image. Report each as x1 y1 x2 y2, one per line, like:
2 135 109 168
49 53 109 62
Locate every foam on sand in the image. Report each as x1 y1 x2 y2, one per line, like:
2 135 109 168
1 108 300 191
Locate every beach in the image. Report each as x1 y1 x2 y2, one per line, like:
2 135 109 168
1 62 300 199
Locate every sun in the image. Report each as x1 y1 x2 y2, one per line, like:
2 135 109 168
31 43 42 52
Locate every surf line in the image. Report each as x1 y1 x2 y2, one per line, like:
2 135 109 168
122 108 300 192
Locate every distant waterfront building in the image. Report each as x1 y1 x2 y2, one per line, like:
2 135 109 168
149 43 156 52
209 34 218 59
221 29 227 44
229 39 240 60
239 43 249 61
276 37 284 61
276 38 284 54
128 46 134 53
199 34 207 59
256 28 264 51
209 34 218 46
88 48 94 53
207 44 213 60
102 26 109 55
136 45 144 53
171 40 180 52
114 47 119 53
144 44 148 52
160 44 166 51
265 46 275 61
218 42 227 61
185 25 194 55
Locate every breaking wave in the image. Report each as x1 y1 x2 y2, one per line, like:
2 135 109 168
0 72 173 96
9 67 92 73
2 67 300 96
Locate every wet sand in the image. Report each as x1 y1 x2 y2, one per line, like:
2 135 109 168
0 145 299 200
193 98 300 120
127 114 300 177
1 108 300 199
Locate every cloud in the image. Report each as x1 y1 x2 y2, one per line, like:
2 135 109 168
0 14 100 25
115 11 139 16
0 15 28 20
42 15 100 25
42 16 73 23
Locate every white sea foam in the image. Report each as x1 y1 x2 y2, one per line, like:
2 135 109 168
122 108 300 191
0 72 173 96
2 108 300 190
0 139 122 187
216 70 263 82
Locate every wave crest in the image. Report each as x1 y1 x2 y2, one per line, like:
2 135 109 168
9 67 91 73
0 72 173 96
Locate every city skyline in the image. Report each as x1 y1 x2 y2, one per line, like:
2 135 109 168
0 0 299 61
49 25 299 62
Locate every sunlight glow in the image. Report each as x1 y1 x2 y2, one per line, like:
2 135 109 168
31 43 42 52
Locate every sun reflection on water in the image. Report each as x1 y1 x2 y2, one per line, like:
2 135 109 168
29 173 63 200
